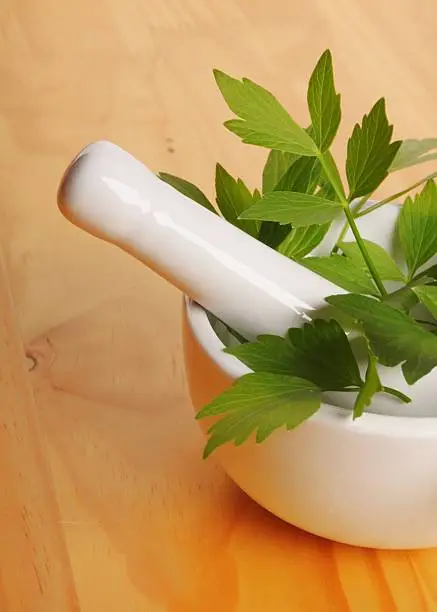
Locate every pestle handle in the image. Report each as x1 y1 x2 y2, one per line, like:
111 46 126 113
57 140 343 340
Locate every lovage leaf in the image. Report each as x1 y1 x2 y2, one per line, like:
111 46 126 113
279 223 330 259
316 176 337 200
213 70 317 156
159 173 217 214
197 373 321 457
257 221 291 250
286 319 363 390
224 335 295 374
215 164 258 237
275 156 321 193
240 192 342 226
390 138 437 172
413 285 437 319
339 240 405 282
253 187 291 250
353 352 382 419
346 98 402 199
262 150 297 192
307 49 341 152
397 180 437 279
259 155 323 249
301 255 378 295
326 293 437 384
226 319 362 391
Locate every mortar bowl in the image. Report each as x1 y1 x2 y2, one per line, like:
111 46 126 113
182 296 437 549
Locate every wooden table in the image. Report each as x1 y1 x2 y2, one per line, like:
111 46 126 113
2 1 437 609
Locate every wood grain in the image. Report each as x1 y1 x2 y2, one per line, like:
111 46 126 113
1 0 437 609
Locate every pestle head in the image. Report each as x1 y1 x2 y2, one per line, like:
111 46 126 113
58 141 158 246
57 140 344 340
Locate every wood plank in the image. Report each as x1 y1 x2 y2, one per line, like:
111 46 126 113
1 0 437 609
0 250 78 611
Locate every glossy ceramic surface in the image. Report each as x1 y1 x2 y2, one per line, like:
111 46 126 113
57 140 343 341
183 297 437 549
57 140 437 546
57 140 437 416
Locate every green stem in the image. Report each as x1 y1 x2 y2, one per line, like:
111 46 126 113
351 194 371 216
318 151 347 205
356 171 437 219
318 151 388 298
331 196 370 254
343 206 388 297
381 386 411 403
327 385 411 403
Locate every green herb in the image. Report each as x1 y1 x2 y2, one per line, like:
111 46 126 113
262 150 297 192
397 180 437 280
346 98 402 200
224 334 295 375
159 173 216 213
260 154 322 249
160 48 437 458
215 164 259 237
339 240 405 282
240 192 343 226
278 223 330 259
352 351 382 419
213 70 317 155
257 221 291 250
301 255 378 295
197 374 321 458
275 156 321 193
326 294 437 384
390 138 437 172
307 49 341 152
414 285 437 319
227 319 362 390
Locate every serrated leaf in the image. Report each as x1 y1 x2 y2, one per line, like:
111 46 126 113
225 335 295 374
287 319 363 389
262 150 297 192
353 352 382 419
346 98 402 199
258 221 291 249
413 285 437 319
316 177 337 200
390 138 437 172
226 319 362 391
215 164 258 236
159 173 217 213
279 223 330 259
301 255 378 295
275 156 321 193
240 192 342 226
326 293 437 384
255 187 292 250
307 49 341 152
397 180 437 279
339 240 405 281
259 156 322 248
214 70 317 156
197 373 321 457
253 188 261 201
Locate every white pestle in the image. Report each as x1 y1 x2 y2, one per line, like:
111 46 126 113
57 140 344 341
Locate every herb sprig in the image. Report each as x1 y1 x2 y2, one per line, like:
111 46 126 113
160 49 437 458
